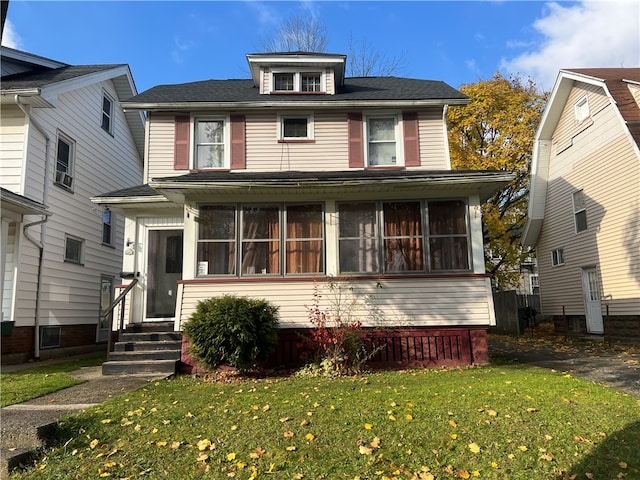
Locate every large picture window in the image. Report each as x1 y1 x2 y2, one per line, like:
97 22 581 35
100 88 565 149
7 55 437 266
338 200 470 274
197 204 324 276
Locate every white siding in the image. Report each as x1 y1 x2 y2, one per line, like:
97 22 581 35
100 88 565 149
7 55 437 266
177 276 494 329
417 108 448 169
0 106 26 193
146 114 178 181
537 82 640 317
11 79 143 328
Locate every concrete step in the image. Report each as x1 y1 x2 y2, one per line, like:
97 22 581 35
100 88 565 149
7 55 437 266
107 349 181 361
1 448 36 479
126 321 175 333
119 331 182 342
113 340 182 352
101 359 178 376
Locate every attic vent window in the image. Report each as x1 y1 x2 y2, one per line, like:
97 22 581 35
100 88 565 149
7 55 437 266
574 95 590 122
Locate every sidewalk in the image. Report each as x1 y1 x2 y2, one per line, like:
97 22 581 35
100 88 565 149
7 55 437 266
488 333 640 398
1 362 165 478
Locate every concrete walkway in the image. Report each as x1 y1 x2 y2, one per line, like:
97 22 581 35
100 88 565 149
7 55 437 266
488 333 640 398
1 362 164 478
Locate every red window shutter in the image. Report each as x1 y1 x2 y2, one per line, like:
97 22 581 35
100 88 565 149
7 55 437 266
174 115 190 170
403 112 420 167
348 113 364 168
230 115 246 170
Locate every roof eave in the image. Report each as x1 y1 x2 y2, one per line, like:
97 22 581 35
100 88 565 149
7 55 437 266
122 98 470 111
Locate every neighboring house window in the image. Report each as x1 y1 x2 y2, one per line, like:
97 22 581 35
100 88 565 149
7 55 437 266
102 208 114 246
574 95 590 122
271 71 325 93
40 326 61 349
101 91 114 134
338 199 470 274
551 248 564 266
195 119 226 169
366 115 400 166
530 274 540 294
278 114 314 141
55 133 74 190
572 189 588 233
64 235 84 264
197 203 324 276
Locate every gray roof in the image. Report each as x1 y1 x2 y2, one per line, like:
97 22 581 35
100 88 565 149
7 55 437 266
1 65 126 91
124 76 468 105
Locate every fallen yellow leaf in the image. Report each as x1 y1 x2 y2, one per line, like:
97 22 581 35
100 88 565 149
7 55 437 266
468 442 481 454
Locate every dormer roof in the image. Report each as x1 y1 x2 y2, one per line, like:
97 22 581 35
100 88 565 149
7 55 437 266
246 51 346 88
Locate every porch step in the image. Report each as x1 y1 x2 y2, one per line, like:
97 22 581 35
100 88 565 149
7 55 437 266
106 349 181 361
101 359 179 376
113 340 182 352
119 331 182 342
103 322 182 376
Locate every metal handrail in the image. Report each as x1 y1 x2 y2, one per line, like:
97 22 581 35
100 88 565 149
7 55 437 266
101 278 138 354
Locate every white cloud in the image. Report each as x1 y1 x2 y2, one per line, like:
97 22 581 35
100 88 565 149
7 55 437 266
501 0 640 91
1 19 24 49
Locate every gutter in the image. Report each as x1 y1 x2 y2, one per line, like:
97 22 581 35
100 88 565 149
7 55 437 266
15 95 51 360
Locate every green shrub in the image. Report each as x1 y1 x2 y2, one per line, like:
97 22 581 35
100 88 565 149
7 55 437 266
182 295 279 372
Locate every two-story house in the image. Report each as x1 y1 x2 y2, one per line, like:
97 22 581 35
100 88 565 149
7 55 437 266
523 68 640 342
0 47 145 363
92 52 513 369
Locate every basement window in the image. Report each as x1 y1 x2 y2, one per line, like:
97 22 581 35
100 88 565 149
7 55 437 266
40 326 61 349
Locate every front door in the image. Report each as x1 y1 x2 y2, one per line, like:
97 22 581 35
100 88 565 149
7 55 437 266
582 267 604 334
145 229 183 321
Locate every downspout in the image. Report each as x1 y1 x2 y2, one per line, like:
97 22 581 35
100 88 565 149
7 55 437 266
15 95 51 360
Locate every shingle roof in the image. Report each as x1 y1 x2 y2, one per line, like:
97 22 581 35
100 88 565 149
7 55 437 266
1 65 126 91
124 76 468 105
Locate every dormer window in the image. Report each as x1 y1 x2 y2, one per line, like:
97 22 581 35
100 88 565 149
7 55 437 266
274 73 295 91
271 70 324 93
301 73 321 92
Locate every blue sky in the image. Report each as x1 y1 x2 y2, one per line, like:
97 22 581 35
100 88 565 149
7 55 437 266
2 1 638 94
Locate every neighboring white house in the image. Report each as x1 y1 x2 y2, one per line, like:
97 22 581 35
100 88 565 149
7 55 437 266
0 47 145 363
92 51 513 367
523 68 640 341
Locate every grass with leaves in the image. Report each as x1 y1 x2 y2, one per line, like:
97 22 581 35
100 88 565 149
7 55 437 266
1 354 106 407
10 363 640 480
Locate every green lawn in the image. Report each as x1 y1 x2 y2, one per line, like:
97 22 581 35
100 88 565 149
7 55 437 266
1 355 106 407
10 363 640 480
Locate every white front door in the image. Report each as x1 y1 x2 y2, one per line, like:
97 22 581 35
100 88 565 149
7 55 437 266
582 267 604 334
144 229 183 321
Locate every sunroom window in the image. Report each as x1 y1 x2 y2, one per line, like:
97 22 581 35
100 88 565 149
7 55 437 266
338 200 470 274
197 204 324 276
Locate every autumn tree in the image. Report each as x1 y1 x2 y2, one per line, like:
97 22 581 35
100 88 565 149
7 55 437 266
447 73 547 289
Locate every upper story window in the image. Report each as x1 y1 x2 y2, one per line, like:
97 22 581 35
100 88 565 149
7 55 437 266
102 208 114 246
278 113 314 141
551 248 565 266
366 115 401 167
64 235 84 264
195 118 227 169
101 91 114 134
271 71 324 93
574 95 590 123
572 189 588 233
55 132 74 191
